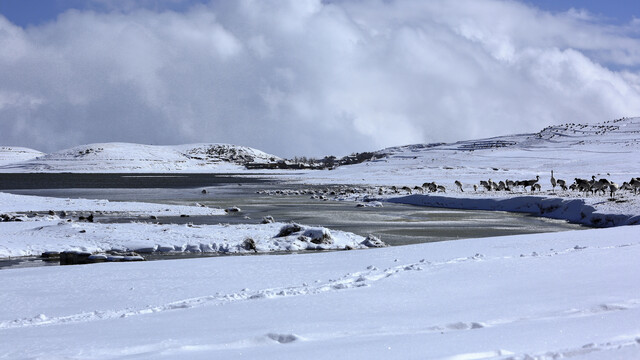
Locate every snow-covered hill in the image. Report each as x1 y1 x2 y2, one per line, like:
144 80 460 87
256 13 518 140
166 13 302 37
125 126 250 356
301 117 640 186
0 146 44 167
0 143 281 173
2 118 638 176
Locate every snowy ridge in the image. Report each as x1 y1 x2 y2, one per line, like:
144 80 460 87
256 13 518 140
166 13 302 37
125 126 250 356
0 142 282 173
0 146 44 166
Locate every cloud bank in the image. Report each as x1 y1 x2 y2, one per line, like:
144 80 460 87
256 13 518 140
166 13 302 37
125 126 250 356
1 0 640 157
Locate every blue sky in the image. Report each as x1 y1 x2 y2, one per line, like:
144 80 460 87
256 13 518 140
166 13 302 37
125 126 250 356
1 0 639 28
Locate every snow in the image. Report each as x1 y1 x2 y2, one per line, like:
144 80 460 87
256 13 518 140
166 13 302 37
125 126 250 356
0 191 226 217
0 225 638 359
0 219 374 258
387 194 640 227
0 146 44 166
1 117 640 359
0 142 281 173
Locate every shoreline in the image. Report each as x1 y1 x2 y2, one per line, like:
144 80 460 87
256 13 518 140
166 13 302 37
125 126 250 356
387 194 640 227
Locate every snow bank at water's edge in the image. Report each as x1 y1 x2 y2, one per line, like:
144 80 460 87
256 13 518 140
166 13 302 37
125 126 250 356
388 194 640 227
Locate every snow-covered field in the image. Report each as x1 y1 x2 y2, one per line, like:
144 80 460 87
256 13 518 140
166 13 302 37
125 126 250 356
1 225 638 359
1 118 640 359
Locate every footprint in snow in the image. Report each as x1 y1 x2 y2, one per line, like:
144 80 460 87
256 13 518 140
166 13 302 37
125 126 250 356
266 333 300 344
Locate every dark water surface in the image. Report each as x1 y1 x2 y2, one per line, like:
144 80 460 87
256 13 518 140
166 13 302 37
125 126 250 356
4 174 585 247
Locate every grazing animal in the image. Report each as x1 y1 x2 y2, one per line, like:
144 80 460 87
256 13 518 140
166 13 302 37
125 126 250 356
436 185 446 193
531 183 541 192
629 178 640 194
422 182 437 193
455 180 463 192
609 182 619 199
505 179 516 191
573 178 590 194
521 175 540 191
479 180 491 191
590 177 611 196
621 182 632 192
401 186 413 194
557 179 567 191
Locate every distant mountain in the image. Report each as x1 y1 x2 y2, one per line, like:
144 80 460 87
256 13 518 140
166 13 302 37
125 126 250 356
0 143 282 173
0 146 45 167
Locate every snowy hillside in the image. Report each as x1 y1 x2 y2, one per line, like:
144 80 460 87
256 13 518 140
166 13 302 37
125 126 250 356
0 143 281 173
300 117 640 187
0 146 44 166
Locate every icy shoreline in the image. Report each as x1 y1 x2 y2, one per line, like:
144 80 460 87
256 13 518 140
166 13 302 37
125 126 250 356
387 194 640 227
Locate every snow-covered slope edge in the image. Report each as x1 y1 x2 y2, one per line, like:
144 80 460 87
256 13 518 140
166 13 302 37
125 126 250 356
388 195 640 227
0 143 282 173
0 146 44 167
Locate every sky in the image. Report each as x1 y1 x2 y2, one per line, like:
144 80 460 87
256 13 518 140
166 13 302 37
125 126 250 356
1 0 640 157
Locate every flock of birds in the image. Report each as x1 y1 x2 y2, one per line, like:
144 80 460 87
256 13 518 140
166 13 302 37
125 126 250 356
256 171 640 202
433 171 640 199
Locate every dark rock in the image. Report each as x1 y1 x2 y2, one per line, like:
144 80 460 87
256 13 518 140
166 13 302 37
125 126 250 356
40 251 60 259
276 223 302 237
241 238 257 252
261 215 275 224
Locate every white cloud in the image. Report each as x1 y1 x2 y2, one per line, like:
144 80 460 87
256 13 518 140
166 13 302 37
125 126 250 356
0 0 639 157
